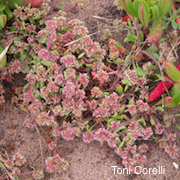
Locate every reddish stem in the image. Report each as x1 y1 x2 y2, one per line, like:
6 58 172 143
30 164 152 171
54 136 57 156
150 113 172 147
0 166 47 180
142 142 160 155
65 4 78 13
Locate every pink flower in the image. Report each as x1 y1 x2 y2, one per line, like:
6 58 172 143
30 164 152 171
165 145 179 159
26 74 37 85
128 121 139 131
60 55 76 67
141 127 153 140
23 92 32 102
47 80 59 92
52 105 64 116
25 118 35 128
127 145 137 154
27 36 34 44
61 31 75 43
36 112 48 126
62 82 76 99
12 153 26 166
54 74 64 86
107 137 119 148
8 60 21 74
33 43 41 54
155 123 164 135
45 155 69 173
61 127 75 140
115 147 128 158
37 29 47 43
32 170 44 180
48 141 57 150
94 128 112 142
110 121 120 130
46 19 58 29
4 159 14 169
91 86 103 98
28 99 42 116
50 30 57 42
96 70 109 84
54 16 66 27
136 100 149 112
78 73 89 88
82 132 94 143
38 48 49 60
27 24 36 32
138 144 149 154
49 63 60 78
73 25 88 36
87 99 97 110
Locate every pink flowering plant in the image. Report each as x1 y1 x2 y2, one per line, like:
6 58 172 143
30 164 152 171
0 0 180 179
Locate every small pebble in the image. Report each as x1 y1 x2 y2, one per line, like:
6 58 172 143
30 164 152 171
173 162 179 169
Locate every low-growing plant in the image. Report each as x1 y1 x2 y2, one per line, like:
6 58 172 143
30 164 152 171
114 0 173 42
0 0 180 179
162 8 180 30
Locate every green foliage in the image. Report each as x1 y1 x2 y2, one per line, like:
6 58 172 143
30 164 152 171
119 0 172 42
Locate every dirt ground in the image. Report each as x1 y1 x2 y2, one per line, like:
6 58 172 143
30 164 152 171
1 0 180 180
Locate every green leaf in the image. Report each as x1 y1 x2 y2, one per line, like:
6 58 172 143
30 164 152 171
116 125 126 132
78 52 86 59
157 0 172 18
119 140 125 147
133 61 146 77
28 3 31 8
150 5 160 19
171 21 178 30
39 20 44 25
120 0 138 17
61 26 69 32
115 41 123 48
172 91 180 107
134 0 150 27
116 84 123 94
150 116 156 125
0 43 7 69
82 120 89 125
139 30 144 42
146 18 163 42
64 110 71 115
176 123 180 131
41 60 52 66
20 52 28 61
61 2 64 10
0 4 6 12
156 106 164 112
124 34 136 42
102 92 109 96
175 113 180 117
170 82 180 96
162 22 169 29
24 82 30 89
165 61 180 82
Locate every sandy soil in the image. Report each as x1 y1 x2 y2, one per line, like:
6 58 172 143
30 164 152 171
1 0 180 180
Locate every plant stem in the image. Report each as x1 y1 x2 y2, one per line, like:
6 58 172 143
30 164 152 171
65 4 78 13
150 113 172 147
142 141 160 155
0 166 47 180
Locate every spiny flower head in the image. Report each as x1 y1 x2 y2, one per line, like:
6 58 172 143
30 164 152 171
45 155 69 173
12 153 26 166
